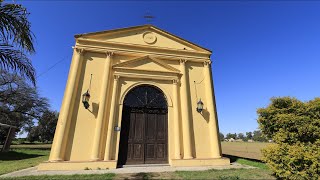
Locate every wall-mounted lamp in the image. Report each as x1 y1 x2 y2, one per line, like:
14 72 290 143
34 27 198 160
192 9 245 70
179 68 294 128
194 80 204 113
82 90 90 109
196 99 204 113
82 74 92 109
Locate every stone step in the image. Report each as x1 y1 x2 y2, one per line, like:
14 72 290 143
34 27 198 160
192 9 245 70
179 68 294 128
122 164 170 168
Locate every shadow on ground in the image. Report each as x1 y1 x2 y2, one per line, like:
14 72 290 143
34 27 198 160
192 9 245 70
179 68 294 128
119 172 156 180
223 154 263 163
13 148 51 150
0 151 44 161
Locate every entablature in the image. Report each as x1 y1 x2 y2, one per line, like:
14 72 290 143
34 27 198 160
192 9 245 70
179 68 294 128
114 70 179 81
75 39 211 63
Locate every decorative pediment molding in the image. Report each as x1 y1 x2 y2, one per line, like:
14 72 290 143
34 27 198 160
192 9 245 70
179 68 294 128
75 25 212 55
112 55 180 74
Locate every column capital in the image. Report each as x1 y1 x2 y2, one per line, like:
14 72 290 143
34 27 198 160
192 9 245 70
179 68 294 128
73 47 85 55
179 59 187 64
172 79 180 85
106 51 114 57
114 75 120 81
204 60 211 66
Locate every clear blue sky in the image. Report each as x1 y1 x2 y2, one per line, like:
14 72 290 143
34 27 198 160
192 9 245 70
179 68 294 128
18 1 320 135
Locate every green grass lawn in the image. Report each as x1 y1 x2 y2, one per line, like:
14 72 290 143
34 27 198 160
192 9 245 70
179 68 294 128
0 149 49 175
175 168 274 179
1 174 115 180
224 154 269 170
0 147 274 179
174 155 274 180
1 168 274 180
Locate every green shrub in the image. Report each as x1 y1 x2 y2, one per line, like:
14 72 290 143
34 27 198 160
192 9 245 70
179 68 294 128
262 142 320 179
258 97 320 179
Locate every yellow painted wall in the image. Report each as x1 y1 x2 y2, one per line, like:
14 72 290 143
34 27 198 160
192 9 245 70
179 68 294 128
63 54 213 161
44 25 228 170
66 52 105 161
187 62 212 158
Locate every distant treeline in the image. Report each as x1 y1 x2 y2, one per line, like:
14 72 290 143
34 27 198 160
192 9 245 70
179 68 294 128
220 130 269 142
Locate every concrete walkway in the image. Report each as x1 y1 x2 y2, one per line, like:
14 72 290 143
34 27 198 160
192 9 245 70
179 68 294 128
0 163 255 178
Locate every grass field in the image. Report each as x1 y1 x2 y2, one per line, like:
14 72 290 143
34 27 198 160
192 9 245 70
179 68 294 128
0 142 274 179
1 144 52 150
221 142 270 160
5 142 269 160
0 149 50 175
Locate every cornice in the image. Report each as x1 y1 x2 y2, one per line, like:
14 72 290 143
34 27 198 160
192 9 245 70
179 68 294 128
114 71 178 81
75 44 211 62
112 55 180 73
74 24 212 53
76 38 211 59
113 67 182 75
79 38 204 54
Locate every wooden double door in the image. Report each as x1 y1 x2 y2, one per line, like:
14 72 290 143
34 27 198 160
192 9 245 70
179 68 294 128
118 107 168 166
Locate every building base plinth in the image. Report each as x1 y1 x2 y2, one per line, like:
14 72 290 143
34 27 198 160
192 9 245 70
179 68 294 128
38 161 117 171
171 157 230 167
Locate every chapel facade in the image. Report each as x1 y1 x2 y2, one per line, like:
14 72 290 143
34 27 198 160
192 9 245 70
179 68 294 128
39 25 229 170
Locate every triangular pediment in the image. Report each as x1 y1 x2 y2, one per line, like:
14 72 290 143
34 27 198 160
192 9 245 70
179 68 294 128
75 25 211 54
113 55 180 74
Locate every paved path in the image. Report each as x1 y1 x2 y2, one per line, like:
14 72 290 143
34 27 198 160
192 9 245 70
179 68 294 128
0 163 254 178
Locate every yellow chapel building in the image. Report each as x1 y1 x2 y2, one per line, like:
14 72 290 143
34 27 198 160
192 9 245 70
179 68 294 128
39 25 229 170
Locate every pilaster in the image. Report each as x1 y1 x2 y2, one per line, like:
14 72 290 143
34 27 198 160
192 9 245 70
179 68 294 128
104 75 120 160
203 61 221 158
49 47 85 161
91 51 114 161
179 59 193 159
172 79 181 159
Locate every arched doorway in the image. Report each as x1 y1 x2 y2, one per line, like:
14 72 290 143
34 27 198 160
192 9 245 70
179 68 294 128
117 85 168 166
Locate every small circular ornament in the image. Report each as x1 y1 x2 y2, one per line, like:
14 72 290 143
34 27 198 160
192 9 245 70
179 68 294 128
143 32 157 44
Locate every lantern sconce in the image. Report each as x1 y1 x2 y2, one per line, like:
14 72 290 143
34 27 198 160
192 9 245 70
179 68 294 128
82 74 92 109
82 90 90 109
194 80 204 113
196 99 204 113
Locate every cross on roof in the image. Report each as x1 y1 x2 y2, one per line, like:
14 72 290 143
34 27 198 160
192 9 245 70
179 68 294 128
143 12 155 24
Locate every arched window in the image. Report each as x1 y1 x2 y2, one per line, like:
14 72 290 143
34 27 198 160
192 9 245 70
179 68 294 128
123 85 167 109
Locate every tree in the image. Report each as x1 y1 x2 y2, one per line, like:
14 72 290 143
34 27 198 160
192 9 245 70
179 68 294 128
252 130 267 142
246 132 253 140
0 70 48 145
257 97 320 179
0 1 36 85
26 125 40 143
27 110 58 143
219 132 224 141
225 133 236 139
237 133 245 140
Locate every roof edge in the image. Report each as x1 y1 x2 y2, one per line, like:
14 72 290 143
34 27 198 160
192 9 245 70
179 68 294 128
74 24 212 53
74 24 153 38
